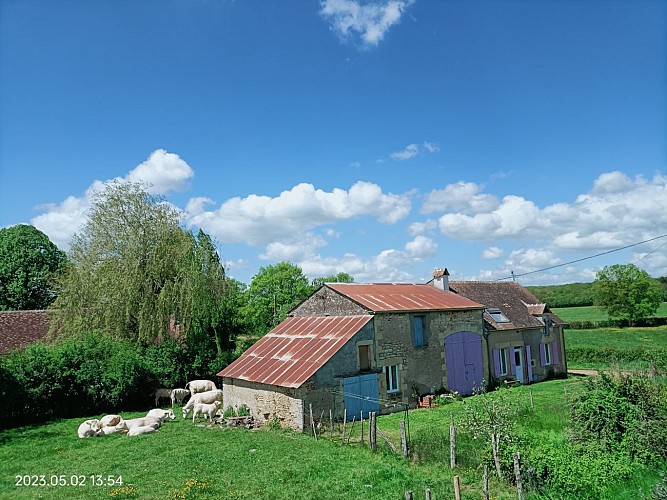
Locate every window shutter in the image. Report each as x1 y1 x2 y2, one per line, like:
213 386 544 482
526 345 533 382
412 316 425 346
493 349 501 377
509 348 516 375
552 341 560 365
540 343 546 366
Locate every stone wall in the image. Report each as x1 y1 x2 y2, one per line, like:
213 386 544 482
291 286 367 317
222 377 304 431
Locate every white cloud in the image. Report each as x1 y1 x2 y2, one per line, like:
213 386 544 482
259 233 327 262
422 181 499 214
407 219 437 236
390 141 440 161
186 181 412 247
126 149 194 195
320 0 414 48
31 150 194 249
405 235 438 258
391 143 420 160
482 246 503 259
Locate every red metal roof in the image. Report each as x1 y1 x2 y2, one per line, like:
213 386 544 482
327 283 483 312
218 315 373 388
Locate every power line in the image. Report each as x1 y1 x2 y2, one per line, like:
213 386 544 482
495 233 667 281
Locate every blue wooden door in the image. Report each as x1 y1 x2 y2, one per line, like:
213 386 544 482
445 331 483 395
343 373 380 421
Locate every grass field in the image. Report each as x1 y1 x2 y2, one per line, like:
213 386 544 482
2 379 663 500
553 302 667 323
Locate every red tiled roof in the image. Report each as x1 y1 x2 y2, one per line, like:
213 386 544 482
218 315 373 388
0 310 51 354
327 283 483 312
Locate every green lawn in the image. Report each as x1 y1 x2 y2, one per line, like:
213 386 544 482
2 379 663 500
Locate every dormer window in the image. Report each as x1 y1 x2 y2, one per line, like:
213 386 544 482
487 308 510 323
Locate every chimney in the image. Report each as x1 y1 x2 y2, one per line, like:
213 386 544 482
432 267 449 291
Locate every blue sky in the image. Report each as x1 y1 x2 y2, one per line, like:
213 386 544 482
1 0 665 286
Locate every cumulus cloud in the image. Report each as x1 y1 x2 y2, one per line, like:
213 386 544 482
31 150 194 249
407 219 437 236
126 149 194 195
186 181 412 247
421 181 499 214
320 0 414 48
259 233 327 262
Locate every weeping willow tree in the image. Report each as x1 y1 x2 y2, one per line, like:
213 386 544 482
50 181 233 346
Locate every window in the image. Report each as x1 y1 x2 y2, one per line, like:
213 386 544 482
487 308 510 323
412 315 427 347
543 343 552 365
358 344 371 371
498 347 508 376
385 365 400 393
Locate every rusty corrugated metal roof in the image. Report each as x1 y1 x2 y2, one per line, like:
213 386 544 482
327 283 483 312
218 315 373 388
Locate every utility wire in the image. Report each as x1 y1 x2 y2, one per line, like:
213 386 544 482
495 233 667 281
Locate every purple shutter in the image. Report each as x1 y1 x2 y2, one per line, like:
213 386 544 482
552 341 560 365
509 348 516 375
526 345 533 382
493 349 501 377
540 343 546 366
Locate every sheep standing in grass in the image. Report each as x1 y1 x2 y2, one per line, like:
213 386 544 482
185 380 217 397
192 401 222 423
154 388 172 406
171 388 190 406
182 389 224 418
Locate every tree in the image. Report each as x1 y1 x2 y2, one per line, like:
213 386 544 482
242 262 311 334
592 263 662 325
51 182 233 345
310 272 354 288
0 224 67 310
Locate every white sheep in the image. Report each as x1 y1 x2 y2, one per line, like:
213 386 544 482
184 380 217 397
127 425 158 437
99 414 122 428
192 401 222 423
100 421 128 435
182 389 224 418
77 419 102 438
123 417 161 430
171 388 190 406
146 408 175 422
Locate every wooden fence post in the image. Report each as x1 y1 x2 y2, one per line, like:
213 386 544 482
482 464 489 500
514 452 523 500
370 412 377 451
400 420 408 458
529 389 534 410
453 475 461 500
347 417 356 445
425 487 431 500
360 411 364 445
310 404 316 440
491 432 503 479
450 414 456 469
340 409 347 445
329 409 333 440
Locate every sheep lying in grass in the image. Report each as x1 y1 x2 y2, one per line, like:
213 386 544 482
146 408 175 423
192 401 222 423
77 419 102 438
100 421 128 435
99 414 122 428
123 417 161 430
127 425 158 437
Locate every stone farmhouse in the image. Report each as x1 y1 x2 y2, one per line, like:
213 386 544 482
219 270 567 431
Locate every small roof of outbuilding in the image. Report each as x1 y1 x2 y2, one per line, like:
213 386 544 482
448 281 565 331
218 315 373 388
326 283 484 312
0 310 51 354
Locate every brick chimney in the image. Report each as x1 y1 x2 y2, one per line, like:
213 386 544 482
432 267 449 291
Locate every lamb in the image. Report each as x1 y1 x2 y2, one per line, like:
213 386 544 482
146 408 175 422
99 414 122 428
127 425 158 437
123 417 161 430
77 419 102 438
182 389 224 418
185 379 217 397
191 401 222 423
171 388 190 406
154 388 173 406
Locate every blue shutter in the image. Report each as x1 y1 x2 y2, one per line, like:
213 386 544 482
412 316 425 346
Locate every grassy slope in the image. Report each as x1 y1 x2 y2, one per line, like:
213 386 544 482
553 302 667 322
2 380 663 500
